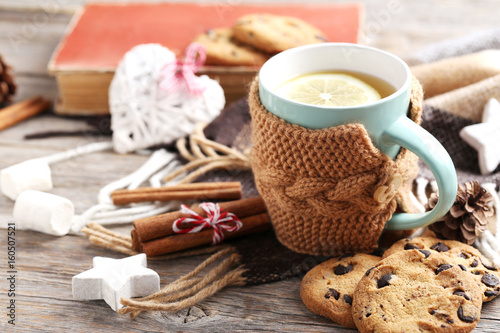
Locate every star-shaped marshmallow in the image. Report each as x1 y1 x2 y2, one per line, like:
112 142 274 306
460 98 500 175
72 253 160 311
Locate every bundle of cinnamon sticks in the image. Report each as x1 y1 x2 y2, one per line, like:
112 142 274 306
131 196 270 256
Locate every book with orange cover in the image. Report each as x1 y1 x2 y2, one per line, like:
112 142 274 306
49 2 363 115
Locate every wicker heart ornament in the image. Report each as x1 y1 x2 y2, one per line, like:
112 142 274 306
110 43 225 154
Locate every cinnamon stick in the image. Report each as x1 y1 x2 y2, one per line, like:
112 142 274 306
140 213 270 256
0 96 51 131
113 182 241 195
111 182 242 205
133 196 267 243
131 230 141 251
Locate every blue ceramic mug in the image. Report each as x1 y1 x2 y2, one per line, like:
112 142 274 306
258 43 457 230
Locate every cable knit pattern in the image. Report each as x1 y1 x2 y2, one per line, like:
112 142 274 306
250 76 423 256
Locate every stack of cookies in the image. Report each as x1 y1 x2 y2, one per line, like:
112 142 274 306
301 236 500 332
193 13 328 66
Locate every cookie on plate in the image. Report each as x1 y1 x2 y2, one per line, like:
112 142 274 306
193 28 269 66
300 253 381 328
383 236 500 302
232 14 327 54
353 250 483 333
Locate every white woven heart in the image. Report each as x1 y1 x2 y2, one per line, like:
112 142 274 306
109 44 225 154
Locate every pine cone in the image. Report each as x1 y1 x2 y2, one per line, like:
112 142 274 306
428 181 494 244
0 55 17 105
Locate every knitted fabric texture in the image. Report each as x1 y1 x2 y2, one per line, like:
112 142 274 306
404 27 500 66
249 77 423 256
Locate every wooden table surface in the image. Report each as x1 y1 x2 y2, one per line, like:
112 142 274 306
1 0 500 332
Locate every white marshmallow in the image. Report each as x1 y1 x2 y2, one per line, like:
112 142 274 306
13 190 74 236
1 159 53 200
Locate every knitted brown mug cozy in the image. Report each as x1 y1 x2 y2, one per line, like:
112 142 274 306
250 77 424 256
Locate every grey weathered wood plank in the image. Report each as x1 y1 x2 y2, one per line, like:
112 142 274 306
4 229 353 332
0 10 72 77
4 229 500 332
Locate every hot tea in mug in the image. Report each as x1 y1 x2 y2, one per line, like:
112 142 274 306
275 70 396 107
256 43 457 234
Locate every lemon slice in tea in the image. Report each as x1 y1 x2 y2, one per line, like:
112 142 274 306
275 72 382 107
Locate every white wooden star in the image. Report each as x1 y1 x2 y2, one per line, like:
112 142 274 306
460 98 500 175
72 253 160 311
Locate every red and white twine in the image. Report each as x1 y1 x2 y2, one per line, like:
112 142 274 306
172 202 243 244
159 42 206 95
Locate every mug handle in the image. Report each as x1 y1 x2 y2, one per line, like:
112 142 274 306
381 116 458 230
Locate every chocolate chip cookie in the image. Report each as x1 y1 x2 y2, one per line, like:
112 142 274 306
193 28 269 66
383 236 500 302
382 236 478 259
232 14 327 54
353 250 483 333
300 253 381 328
